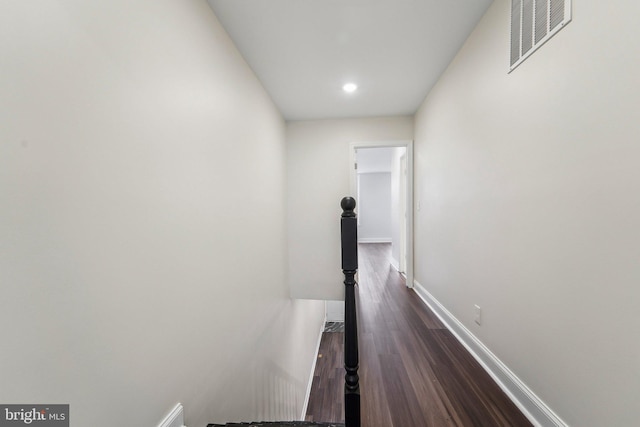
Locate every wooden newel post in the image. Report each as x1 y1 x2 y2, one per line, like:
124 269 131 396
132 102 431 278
341 196 360 427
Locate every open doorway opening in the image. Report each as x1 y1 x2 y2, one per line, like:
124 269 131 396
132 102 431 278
349 140 413 288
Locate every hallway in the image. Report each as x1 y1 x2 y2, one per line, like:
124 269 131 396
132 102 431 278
306 243 532 427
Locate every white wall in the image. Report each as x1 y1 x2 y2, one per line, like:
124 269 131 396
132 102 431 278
356 148 394 243
0 2 324 426
390 147 406 270
357 173 392 242
414 1 640 426
325 300 344 322
355 147 394 174
286 117 414 300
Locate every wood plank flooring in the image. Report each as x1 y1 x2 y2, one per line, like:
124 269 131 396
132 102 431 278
305 243 533 427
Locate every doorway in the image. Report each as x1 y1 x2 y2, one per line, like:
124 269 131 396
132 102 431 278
349 140 414 288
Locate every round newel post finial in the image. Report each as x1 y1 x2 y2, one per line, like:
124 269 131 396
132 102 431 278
341 196 356 217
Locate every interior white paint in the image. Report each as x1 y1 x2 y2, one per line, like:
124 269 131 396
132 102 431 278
390 147 407 271
350 140 415 289
413 1 640 426
413 282 568 427
3 1 634 426
356 146 394 243
301 317 327 420
355 147 394 173
207 0 493 120
0 2 324 426
157 404 185 427
356 146 407 248
286 118 413 300
357 172 392 243
325 301 345 323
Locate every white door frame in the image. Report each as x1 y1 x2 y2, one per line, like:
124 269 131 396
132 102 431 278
349 140 414 289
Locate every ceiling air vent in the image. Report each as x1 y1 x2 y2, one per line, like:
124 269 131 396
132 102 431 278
510 0 571 71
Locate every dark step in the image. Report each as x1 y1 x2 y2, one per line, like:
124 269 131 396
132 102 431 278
207 422 344 427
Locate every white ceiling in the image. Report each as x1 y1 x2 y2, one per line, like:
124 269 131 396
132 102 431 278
207 0 493 121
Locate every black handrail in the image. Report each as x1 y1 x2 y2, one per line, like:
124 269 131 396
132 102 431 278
340 197 360 427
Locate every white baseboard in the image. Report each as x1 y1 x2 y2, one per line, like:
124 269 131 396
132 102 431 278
390 257 399 272
157 403 185 427
357 238 391 243
301 313 326 420
412 281 569 427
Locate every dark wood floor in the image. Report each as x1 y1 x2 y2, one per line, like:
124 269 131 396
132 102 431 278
305 243 533 427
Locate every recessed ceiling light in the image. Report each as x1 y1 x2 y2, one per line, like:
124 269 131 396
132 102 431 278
343 83 358 93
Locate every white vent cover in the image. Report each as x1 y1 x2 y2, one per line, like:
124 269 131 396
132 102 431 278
510 0 572 71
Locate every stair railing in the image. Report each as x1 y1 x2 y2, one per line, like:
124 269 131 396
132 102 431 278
340 196 360 427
